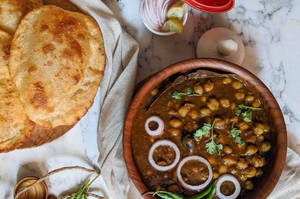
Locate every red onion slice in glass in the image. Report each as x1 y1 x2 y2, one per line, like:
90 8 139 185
216 174 241 199
148 140 180 171
177 156 213 191
145 116 164 136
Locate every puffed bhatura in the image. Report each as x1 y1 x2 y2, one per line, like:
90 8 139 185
9 5 106 128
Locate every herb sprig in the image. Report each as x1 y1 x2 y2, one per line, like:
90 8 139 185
231 123 245 145
172 87 201 100
236 104 262 122
194 119 223 155
68 173 101 199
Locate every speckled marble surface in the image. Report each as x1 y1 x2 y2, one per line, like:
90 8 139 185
104 0 300 154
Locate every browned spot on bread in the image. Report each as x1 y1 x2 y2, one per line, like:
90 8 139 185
62 40 82 59
42 43 55 54
72 74 80 85
77 33 85 41
40 24 49 32
28 65 37 73
2 45 10 60
30 82 48 110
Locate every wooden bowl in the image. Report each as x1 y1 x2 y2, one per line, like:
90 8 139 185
123 58 287 199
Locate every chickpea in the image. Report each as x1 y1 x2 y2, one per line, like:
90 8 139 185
207 98 220 111
237 143 246 150
235 92 246 100
245 95 255 103
263 124 270 133
223 77 232 84
213 172 220 179
252 99 261 108
215 118 226 130
232 81 243 89
168 184 180 193
252 155 265 167
146 170 153 176
201 96 207 103
168 109 177 116
237 158 248 169
223 155 237 166
257 135 264 142
150 137 155 143
254 123 265 135
151 88 159 96
217 136 226 144
169 128 181 137
154 185 161 191
169 119 183 128
245 145 258 156
219 165 228 174
187 110 198 120
230 116 239 124
260 142 271 153
244 167 257 178
208 156 216 165
246 136 257 144
240 175 248 182
199 108 212 117
229 167 238 175
223 145 233 154
230 103 236 110
239 122 249 131
255 168 263 177
204 80 214 92
245 180 254 190
220 98 230 108
194 84 204 95
178 105 191 117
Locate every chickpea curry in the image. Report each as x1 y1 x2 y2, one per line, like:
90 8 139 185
131 71 272 199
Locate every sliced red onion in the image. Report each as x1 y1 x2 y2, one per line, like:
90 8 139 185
177 156 213 191
148 140 180 171
140 0 175 31
145 116 164 136
216 174 241 199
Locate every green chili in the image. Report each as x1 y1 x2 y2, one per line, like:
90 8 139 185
205 185 216 199
150 191 184 199
186 185 213 199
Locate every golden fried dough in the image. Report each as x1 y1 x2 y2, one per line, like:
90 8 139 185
0 30 33 152
9 5 106 128
0 0 43 34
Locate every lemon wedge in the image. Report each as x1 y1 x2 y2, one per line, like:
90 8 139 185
167 1 186 20
162 18 184 33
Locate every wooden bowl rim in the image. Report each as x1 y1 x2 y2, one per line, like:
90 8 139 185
123 58 287 199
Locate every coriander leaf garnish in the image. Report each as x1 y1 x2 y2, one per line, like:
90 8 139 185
186 87 194 96
68 173 101 199
206 140 223 155
171 87 201 100
231 123 245 145
194 119 223 155
235 104 262 122
194 123 212 140
172 91 183 100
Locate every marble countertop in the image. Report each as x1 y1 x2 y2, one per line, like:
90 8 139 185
104 0 300 153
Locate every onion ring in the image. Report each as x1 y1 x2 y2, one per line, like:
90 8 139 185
145 116 164 136
216 174 241 199
148 140 180 171
176 156 213 191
